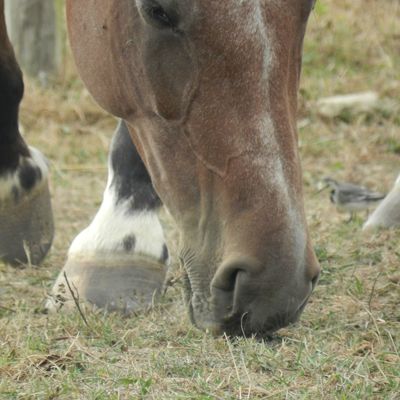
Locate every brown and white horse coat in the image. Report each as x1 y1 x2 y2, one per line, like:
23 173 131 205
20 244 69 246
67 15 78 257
3 0 321 337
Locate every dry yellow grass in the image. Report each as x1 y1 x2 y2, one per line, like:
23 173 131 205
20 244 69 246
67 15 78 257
1 1 399 398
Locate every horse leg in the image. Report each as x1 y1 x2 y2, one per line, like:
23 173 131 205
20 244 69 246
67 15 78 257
47 120 168 314
0 144 54 266
0 4 54 266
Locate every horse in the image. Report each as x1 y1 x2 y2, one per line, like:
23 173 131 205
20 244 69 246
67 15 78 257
364 173 400 230
0 0 54 266
46 0 321 337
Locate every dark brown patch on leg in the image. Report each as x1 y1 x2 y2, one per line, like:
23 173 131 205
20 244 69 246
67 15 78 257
122 235 136 252
160 244 169 263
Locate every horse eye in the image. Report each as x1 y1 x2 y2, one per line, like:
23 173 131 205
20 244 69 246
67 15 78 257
147 5 173 27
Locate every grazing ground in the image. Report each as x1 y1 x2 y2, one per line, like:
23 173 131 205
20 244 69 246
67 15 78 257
1 0 399 398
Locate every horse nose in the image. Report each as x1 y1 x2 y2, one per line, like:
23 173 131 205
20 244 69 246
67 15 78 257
210 256 319 335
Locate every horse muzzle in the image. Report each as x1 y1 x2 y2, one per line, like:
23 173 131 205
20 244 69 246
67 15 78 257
187 256 319 337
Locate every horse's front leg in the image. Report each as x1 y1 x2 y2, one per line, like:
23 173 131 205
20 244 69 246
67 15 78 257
47 120 169 314
0 143 54 266
0 6 54 266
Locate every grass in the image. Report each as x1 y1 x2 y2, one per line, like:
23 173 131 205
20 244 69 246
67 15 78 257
1 0 399 398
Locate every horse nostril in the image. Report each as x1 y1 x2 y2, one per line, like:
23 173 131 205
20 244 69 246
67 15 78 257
212 264 241 292
213 256 262 290
212 257 264 296
210 264 244 321
225 269 240 292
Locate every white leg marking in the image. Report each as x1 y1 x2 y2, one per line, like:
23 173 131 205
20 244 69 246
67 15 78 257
0 146 49 201
68 169 167 262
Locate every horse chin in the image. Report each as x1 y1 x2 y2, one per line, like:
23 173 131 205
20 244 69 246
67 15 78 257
187 297 295 338
183 267 312 338
210 297 309 339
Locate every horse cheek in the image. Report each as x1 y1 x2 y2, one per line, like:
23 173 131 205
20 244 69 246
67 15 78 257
144 36 195 121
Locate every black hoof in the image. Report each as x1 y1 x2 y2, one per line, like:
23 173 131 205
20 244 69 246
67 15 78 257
0 178 54 266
